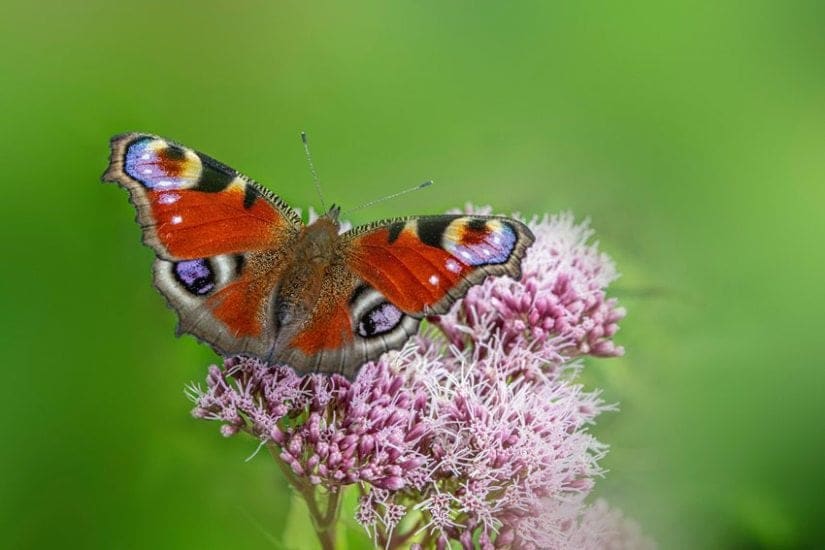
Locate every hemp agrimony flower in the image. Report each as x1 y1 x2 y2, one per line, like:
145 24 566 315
190 208 653 549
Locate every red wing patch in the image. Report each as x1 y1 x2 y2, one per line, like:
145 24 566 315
149 185 285 259
289 299 353 355
345 215 533 316
349 226 471 313
103 132 302 261
207 273 268 338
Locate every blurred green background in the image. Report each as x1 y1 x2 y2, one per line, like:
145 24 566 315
2 1 823 548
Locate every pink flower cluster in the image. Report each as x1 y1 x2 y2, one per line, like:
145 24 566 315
404 345 609 548
190 208 653 548
566 499 656 550
191 357 431 492
435 207 626 361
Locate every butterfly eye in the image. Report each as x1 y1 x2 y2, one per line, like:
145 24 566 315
173 259 215 296
357 302 403 337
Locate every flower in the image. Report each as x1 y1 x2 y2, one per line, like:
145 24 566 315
191 353 431 492
189 207 653 548
566 499 657 550
434 207 626 363
404 342 611 545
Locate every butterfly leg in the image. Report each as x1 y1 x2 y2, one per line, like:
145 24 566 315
264 344 277 366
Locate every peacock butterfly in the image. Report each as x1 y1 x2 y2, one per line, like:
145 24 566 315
103 133 534 377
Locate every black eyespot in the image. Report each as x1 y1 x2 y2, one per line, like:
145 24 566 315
357 302 404 337
173 259 215 296
163 144 186 161
468 218 487 232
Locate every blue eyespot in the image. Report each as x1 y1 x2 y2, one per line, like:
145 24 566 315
173 259 215 296
358 302 403 337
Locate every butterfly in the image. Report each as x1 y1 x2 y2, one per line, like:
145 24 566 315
103 133 535 377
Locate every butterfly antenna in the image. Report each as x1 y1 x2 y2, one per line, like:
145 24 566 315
301 131 326 212
342 180 433 216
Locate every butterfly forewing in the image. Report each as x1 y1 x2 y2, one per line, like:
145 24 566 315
103 133 303 359
343 215 535 315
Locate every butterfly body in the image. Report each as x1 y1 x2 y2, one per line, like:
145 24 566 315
268 209 346 361
104 133 534 377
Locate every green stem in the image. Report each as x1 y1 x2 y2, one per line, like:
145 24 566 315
388 517 423 548
268 444 342 550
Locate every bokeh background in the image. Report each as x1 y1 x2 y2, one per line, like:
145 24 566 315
2 1 823 548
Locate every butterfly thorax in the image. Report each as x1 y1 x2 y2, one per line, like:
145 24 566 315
273 216 342 334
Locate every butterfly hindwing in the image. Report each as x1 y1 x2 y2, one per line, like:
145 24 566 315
275 272 420 378
152 250 292 359
344 214 535 316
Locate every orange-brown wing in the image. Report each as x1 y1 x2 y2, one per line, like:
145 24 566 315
103 132 302 260
103 133 302 357
344 215 535 316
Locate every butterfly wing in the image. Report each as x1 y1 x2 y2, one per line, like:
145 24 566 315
276 214 534 378
345 214 535 315
103 132 302 357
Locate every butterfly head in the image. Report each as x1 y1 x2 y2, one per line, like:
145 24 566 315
324 204 341 224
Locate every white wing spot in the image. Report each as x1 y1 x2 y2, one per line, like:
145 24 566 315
142 168 152 174
461 251 472 260
446 259 461 273
429 274 439 286
171 215 183 225
141 153 150 160
159 193 180 205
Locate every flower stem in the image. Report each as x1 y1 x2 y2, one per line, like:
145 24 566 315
268 444 342 549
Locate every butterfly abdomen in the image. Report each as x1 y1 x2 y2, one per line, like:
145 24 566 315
269 217 345 340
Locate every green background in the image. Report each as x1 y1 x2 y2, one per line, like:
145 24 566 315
2 1 823 548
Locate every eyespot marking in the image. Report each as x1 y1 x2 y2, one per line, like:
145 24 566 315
173 259 215 296
357 302 404 337
124 137 201 189
467 217 487 232
445 219 517 265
